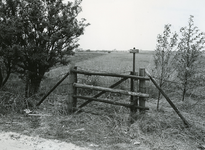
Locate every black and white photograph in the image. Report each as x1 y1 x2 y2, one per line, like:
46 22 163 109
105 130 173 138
0 0 205 149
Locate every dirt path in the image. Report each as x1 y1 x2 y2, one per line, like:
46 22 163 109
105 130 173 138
0 131 90 150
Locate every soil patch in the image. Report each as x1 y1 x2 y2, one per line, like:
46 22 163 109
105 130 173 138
0 131 90 150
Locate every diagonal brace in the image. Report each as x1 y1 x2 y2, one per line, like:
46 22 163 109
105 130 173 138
76 77 128 110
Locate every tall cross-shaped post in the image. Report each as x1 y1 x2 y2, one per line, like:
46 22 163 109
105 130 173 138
129 47 139 123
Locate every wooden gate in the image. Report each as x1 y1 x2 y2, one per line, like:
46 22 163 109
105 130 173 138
67 65 150 121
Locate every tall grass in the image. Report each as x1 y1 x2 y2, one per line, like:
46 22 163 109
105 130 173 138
1 51 205 150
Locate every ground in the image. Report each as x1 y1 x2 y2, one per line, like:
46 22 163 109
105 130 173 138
0 131 90 150
0 111 149 150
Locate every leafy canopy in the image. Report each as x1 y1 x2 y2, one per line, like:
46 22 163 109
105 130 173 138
0 0 89 94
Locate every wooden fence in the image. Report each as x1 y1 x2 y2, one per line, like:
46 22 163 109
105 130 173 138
36 64 189 127
67 65 150 121
36 64 190 127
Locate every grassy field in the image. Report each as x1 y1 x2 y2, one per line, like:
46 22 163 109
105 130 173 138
1 51 205 150
76 51 153 72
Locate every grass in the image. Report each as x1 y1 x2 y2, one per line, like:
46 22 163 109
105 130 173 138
76 51 153 72
1 51 205 150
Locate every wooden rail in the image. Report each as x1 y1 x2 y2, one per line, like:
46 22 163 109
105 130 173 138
73 95 149 110
71 69 150 80
73 83 149 97
76 77 129 110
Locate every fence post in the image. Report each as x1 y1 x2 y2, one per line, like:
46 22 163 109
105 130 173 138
67 64 77 113
130 71 138 123
139 68 146 114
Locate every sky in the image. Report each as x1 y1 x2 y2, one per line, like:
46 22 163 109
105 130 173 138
74 0 205 51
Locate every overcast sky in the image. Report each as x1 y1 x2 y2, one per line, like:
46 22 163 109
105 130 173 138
75 0 205 51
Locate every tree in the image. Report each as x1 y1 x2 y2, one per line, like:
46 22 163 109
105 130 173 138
0 0 21 87
0 0 89 96
175 15 205 101
153 24 178 110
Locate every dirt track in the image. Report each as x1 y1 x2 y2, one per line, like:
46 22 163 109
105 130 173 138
0 131 90 150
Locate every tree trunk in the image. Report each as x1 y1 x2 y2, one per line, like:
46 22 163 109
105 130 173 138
0 67 3 88
2 69 11 87
29 76 42 97
0 66 11 88
182 73 188 101
157 91 161 110
157 50 165 111
25 71 29 98
157 79 163 110
26 72 43 97
182 85 186 101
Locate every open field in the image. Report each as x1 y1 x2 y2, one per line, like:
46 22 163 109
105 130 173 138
1 51 205 150
47 51 154 78
76 51 154 72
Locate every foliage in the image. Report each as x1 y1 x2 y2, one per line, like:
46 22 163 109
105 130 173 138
174 15 205 101
153 24 178 109
0 0 20 87
0 0 89 96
